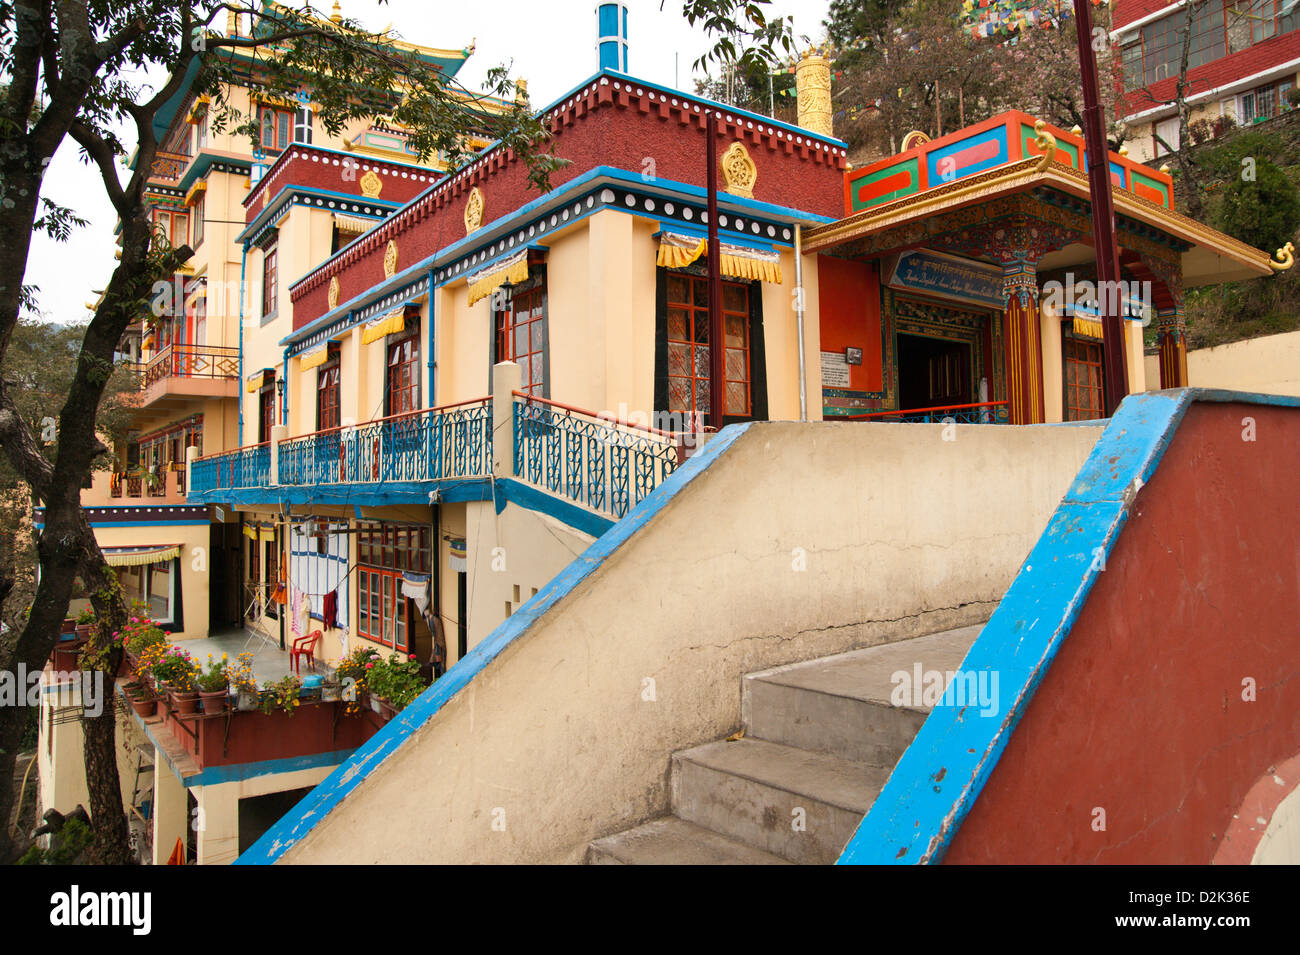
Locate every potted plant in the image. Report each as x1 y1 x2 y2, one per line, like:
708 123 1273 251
74 608 96 642
227 652 259 711
195 655 230 713
335 645 382 715
124 682 158 718
260 675 303 717
151 645 200 715
366 654 426 721
120 613 167 671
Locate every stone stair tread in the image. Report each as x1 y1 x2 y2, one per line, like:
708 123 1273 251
745 624 985 709
676 737 891 814
588 816 792 865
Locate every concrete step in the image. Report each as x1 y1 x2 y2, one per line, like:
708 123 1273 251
586 816 792 865
742 623 985 765
671 737 892 865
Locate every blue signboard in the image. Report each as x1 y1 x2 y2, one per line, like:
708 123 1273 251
886 249 1005 310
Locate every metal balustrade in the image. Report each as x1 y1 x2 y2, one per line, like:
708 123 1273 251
276 400 492 487
511 394 681 520
142 343 239 386
848 401 1010 424
192 443 271 492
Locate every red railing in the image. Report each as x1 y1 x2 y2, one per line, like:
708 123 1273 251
143 343 239 387
845 401 1009 424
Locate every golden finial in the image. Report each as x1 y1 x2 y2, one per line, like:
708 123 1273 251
1159 163 1171 175
330 1 342 24
515 78 529 107
1070 125 1083 136
1118 144 1129 156
1033 119 1057 172
1269 241 1294 272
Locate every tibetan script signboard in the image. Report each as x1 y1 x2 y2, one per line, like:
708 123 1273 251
885 249 1004 310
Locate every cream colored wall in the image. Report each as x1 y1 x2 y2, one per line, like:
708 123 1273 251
462 499 595 651
92 522 210 639
763 246 822 421
1153 329 1300 397
1126 319 1147 394
195 763 338 865
1253 780 1300 864
279 419 1104 864
36 678 146 837
1040 307 1064 423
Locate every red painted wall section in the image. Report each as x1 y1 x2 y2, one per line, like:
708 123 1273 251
945 401 1300 863
155 700 378 769
245 147 437 223
290 81 847 331
817 256 882 393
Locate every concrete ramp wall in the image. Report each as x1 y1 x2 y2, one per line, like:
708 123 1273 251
241 419 1102 864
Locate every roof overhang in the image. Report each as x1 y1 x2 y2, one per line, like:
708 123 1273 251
805 156 1277 287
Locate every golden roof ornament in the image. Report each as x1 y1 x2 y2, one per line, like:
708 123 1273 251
1033 119 1057 172
464 187 485 234
1269 241 1294 272
360 169 383 198
900 130 931 151
328 276 340 309
515 78 529 107
721 141 757 199
330 2 342 24
384 239 399 278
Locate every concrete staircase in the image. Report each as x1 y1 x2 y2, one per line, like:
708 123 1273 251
586 623 984 864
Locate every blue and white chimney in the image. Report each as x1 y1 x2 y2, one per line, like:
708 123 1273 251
597 4 628 72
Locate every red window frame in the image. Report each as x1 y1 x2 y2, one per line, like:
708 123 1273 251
258 385 275 444
262 246 278 317
495 282 546 396
258 106 292 152
1064 338 1105 422
316 362 340 432
665 274 751 427
386 331 419 416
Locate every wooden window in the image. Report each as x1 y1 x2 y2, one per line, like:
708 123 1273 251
192 194 204 248
262 245 278 317
258 107 292 152
317 362 341 431
1064 338 1105 421
358 569 411 651
154 209 189 249
386 331 419 415
664 273 751 427
258 384 275 444
494 277 547 396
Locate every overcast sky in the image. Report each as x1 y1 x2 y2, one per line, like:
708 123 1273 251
25 0 832 329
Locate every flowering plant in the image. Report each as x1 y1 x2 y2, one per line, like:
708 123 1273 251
195 654 231 692
226 652 258 696
366 654 426 710
336 645 382 714
120 614 168 655
149 645 198 692
260 675 302 716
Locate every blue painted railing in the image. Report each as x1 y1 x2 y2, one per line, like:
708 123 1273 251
192 441 271 490
277 399 492 487
192 399 491 495
512 393 681 520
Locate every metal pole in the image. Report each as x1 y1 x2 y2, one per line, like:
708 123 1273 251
1072 0 1129 414
706 110 724 429
794 225 807 421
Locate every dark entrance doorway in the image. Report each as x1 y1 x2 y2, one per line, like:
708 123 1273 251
897 334 972 411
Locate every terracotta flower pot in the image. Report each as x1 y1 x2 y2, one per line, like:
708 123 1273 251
170 690 200 715
199 689 229 713
129 695 157 718
377 698 397 721
52 644 79 672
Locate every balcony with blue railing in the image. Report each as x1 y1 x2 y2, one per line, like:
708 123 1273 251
187 399 493 505
511 392 683 522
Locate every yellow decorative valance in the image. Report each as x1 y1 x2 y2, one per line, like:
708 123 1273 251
105 545 181 568
246 370 272 393
466 249 529 306
299 346 330 370
361 308 408 344
333 214 375 236
1070 316 1133 351
185 179 207 207
656 232 783 285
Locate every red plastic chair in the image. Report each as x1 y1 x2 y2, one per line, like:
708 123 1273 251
290 630 322 674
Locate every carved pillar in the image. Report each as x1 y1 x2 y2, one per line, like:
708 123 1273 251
795 52 833 138
1001 256 1045 425
1155 300 1188 389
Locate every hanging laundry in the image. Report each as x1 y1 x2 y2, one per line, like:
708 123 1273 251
322 589 338 631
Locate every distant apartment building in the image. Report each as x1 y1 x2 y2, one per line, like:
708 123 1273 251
1113 0 1300 161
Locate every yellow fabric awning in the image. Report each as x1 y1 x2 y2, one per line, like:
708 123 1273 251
105 545 181 568
334 214 375 236
656 232 783 284
242 525 257 541
185 180 207 207
1071 316 1133 350
361 309 408 345
299 345 330 370
466 250 530 306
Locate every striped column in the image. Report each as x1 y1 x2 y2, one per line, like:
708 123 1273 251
1002 260 1045 425
1155 303 1188 389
